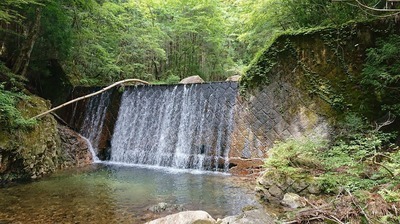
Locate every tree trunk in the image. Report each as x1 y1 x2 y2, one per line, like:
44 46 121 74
12 7 42 77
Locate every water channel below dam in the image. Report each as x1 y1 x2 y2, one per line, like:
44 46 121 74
0 164 258 223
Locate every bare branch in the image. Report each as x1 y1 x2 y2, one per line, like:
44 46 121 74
375 112 396 131
31 79 149 119
345 189 372 224
333 0 400 12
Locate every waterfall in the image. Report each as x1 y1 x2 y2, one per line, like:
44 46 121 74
80 90 112 162
110 82 237 171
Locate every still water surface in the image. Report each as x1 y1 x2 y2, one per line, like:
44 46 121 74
0 163 257 223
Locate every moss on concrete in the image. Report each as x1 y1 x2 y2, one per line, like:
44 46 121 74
241 18 400 121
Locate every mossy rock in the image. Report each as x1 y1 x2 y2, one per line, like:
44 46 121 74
0 95 63 183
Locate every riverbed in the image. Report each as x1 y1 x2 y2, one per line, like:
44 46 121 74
0 163 259 223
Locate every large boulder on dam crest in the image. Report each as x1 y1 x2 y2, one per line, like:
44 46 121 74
179 75 204 84
225 75 241 82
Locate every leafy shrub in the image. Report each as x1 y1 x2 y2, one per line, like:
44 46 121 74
265 137 326 172
0 84 36 130
165 74 180 84
0 62 27 91
362 34 400 115
264 113 399 195
378 189 400 203
0 62 36 130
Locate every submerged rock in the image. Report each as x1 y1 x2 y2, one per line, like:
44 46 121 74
148 202 185 213
179 75 204 84
217 208 274 224
146 210 216 224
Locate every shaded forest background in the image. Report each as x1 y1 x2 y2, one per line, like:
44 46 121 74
1 2 400 222
1 0 395 86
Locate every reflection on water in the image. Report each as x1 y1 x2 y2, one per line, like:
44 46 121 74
0 164 258 223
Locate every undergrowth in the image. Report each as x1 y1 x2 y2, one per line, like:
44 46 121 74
265 113 400 223
0 63 36 130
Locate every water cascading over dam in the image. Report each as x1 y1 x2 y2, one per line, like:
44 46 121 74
110 82 238 171
80 90 112 161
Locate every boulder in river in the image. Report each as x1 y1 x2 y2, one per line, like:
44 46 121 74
145 210 216 224
216 207 274 224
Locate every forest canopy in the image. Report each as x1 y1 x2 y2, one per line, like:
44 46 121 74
0 0 398 85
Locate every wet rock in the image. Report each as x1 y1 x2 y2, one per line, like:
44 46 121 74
281 193 306 209
217 208 274 224
225 75 241 82
148 202 184 213
145 210 216 224
179 75 204 84
228 157 263 176
0 94 95 184
57 124 92 167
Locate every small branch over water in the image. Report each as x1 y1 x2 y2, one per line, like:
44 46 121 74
32 79 149 119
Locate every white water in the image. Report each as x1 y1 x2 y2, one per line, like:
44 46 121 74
80 90 111 161
80 135 100 163
110 83 237 171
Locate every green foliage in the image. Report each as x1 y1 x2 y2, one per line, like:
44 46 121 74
0 62 36 130
165 74 180 84
378 189 400 203
265 137 325 174
0 62 27 90
319 113 398 192
33 0 74 61
3 0 385 86
232 0 374 65
61 0 232 85
264 113 399 195
362 34 400 115
0 85 36 130
0 0 40 23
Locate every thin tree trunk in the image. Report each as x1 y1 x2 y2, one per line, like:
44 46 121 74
12 7 42 77
32 79 149 119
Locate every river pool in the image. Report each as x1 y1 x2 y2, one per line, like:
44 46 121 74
0 163 258 223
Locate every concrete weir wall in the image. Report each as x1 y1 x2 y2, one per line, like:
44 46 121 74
229 81 330 172
52 18 400 172
58 81 330 172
